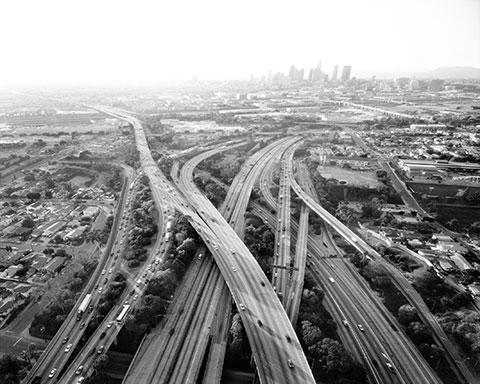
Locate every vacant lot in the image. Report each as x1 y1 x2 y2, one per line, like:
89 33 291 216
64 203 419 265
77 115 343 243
323 166 380 188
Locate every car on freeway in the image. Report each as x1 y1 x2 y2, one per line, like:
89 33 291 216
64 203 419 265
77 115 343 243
98 287 103 294
260 281 265 286
239 303 245 310
231 249 236 254
62 336 69 344
285 334 291 342
108 268 113 274
101 269 106 275
357 324 365 332
107 321 113 328
257 319 263 327
133 294 138 301
342 320 349 327
136 280 141 287
99 331 106 339
97 345 104 354
64 343 73 353
80 322 85 329
386 362 395 372
75 366 84 375
287 359 295 369
232 266 237 272
48 368 57 378
77 377 85 383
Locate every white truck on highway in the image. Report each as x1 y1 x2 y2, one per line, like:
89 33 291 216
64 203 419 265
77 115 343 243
77 293 92 320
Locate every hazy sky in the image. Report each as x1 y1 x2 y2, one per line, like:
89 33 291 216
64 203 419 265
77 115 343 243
1 0 479 86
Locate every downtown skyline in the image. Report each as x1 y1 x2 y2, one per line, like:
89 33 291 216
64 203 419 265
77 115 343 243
0 0 479 86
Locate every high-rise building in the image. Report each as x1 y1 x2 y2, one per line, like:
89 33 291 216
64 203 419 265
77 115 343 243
308 69 314 82
312 61 323 82
289 65 296 81
331 65 338 81
340 65 352 82
428 79 444 92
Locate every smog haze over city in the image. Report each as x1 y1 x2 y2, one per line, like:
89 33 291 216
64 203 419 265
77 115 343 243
0 0 479 86
1 2 480 384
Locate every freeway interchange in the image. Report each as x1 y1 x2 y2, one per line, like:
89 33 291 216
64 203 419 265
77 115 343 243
23 106 474 384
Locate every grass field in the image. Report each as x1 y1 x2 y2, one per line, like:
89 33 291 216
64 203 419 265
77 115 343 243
323 166 380 188
436 204 480 227
69 175 92 187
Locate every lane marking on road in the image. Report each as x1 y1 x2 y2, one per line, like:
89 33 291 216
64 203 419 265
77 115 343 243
13 337 23 346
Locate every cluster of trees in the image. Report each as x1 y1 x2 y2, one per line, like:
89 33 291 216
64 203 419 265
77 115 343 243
95 272 127 318
297 282 366 383
160 215 200 280
124 177 158 268
351 257 393 289
125 216 200 341
143 115 165 134
376 245 421 273
396 304 439 352
200 152 246 184
412 268 472 313
193 176 226 207
225 313 251 367
439 311 480 355
103 166 123 192
125 277 169 338
29 259 97 338
157 155 173 175
0 354 31 384
243 215 275 278
121 141 140 168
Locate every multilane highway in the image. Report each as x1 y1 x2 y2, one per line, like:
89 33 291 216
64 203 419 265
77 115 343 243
283 145 473 384
22 166 137 384
99 107 315 384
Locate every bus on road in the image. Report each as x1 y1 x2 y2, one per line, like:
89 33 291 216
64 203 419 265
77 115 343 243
116 304 130 323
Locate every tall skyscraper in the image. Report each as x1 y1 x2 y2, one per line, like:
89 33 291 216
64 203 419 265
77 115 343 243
289 65 296 81
428 79 444 92
341 65 352 82
331 65 339 81
312 60 323 82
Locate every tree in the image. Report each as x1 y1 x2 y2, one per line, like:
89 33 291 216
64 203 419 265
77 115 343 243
308 338 360 378
397 304 418 326
0 354 26 384
228 313 248 360
21 217 35 228
26 192 41 200
45 179 55 189
335 202 359 226
93 354 109 371
55 249 68 257
53 234 64 244
301 321 323 346
361 197 383 219
407 321 432 344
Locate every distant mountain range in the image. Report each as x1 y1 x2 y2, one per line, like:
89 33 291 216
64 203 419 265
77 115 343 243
352 66 480 80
